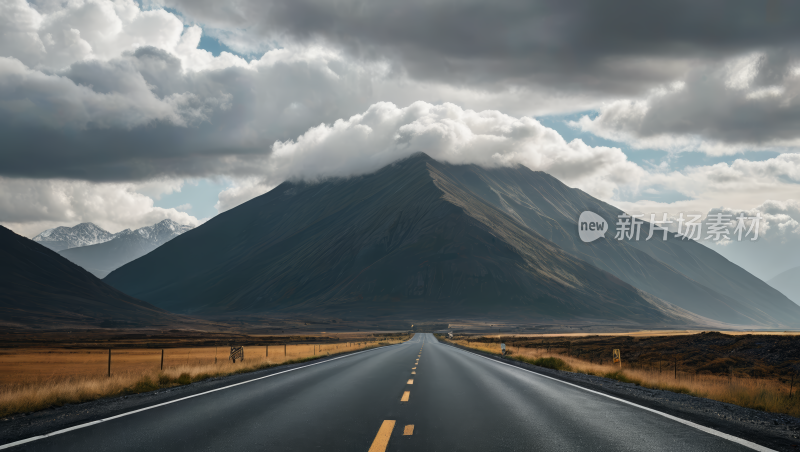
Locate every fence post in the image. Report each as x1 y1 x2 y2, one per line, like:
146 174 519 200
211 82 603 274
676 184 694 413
284 344 287 357
161 349 164 370
674 358 677 380
107 349 111 377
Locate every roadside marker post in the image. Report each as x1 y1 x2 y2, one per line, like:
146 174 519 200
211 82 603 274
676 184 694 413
161 349 164 370
107 349 111 377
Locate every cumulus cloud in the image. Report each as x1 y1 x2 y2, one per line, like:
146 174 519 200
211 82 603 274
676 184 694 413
612 153 800 219
0 177 201 237
264 101 644 198
572 51 800 154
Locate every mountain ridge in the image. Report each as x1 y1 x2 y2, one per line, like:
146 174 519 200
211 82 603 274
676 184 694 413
60 219 193 278
436 162 800 327
33 222 116 252
106 153 721 327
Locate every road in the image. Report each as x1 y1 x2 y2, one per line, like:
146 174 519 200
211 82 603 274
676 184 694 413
2 333 771 451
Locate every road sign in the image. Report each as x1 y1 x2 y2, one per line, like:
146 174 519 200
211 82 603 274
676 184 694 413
501 343 506 356
613 349 620 366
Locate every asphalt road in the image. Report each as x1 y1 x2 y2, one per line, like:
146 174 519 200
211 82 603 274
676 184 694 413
2 334 772 451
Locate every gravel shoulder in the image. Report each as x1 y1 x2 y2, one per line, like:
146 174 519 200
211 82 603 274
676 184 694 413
443 340 800 452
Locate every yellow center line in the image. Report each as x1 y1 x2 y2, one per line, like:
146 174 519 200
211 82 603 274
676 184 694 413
412 371 416 374
407 379 414 384
401 391 410 402
412 367 416 369
368 420 396 452
403 425 414 436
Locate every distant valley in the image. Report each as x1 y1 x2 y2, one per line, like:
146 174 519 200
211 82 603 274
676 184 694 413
34 220 193 278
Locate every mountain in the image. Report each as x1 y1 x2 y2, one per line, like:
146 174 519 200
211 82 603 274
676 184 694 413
59 220 193 278
768 266 800 306
0 225 185 329
105 154 719 327
434 164 800 328
33 222 116 252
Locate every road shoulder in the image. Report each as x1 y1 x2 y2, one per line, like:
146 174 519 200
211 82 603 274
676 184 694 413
441 340 800 451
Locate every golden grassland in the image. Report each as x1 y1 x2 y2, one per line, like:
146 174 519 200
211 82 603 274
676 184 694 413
0 339 406 418
446 338 800 418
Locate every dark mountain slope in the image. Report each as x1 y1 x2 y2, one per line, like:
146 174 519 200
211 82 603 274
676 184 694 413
440 164 800 327
0 225 182 329
106 154 711 327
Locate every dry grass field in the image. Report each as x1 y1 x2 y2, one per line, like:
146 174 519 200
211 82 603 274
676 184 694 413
445 335 800 418
0 342 367 386
0 335 408 418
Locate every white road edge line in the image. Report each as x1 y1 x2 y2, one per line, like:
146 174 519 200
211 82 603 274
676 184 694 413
0 341 411 450
440 340 776 452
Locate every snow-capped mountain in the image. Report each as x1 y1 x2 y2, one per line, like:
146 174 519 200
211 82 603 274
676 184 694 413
33 223 117 252
114 219 194 245
55 219 194 279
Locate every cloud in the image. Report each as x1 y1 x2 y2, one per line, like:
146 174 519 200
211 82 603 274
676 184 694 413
611 153 800 218
211 101 645 210
0 177 200 237
214 178 276 212
162 0 800 96
700 200 800 281
572 50 800 154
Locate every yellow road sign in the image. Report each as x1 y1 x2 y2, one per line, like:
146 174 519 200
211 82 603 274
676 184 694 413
613 349 621 364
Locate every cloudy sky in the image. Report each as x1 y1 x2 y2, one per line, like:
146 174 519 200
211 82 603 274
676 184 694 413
2 0 800 280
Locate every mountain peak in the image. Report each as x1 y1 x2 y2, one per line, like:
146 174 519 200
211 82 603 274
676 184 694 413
58 220 194 278
105 155 713 327
33 222 116 252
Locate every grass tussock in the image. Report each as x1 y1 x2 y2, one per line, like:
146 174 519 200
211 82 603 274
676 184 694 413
447 338 800 418
0 340 405 418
